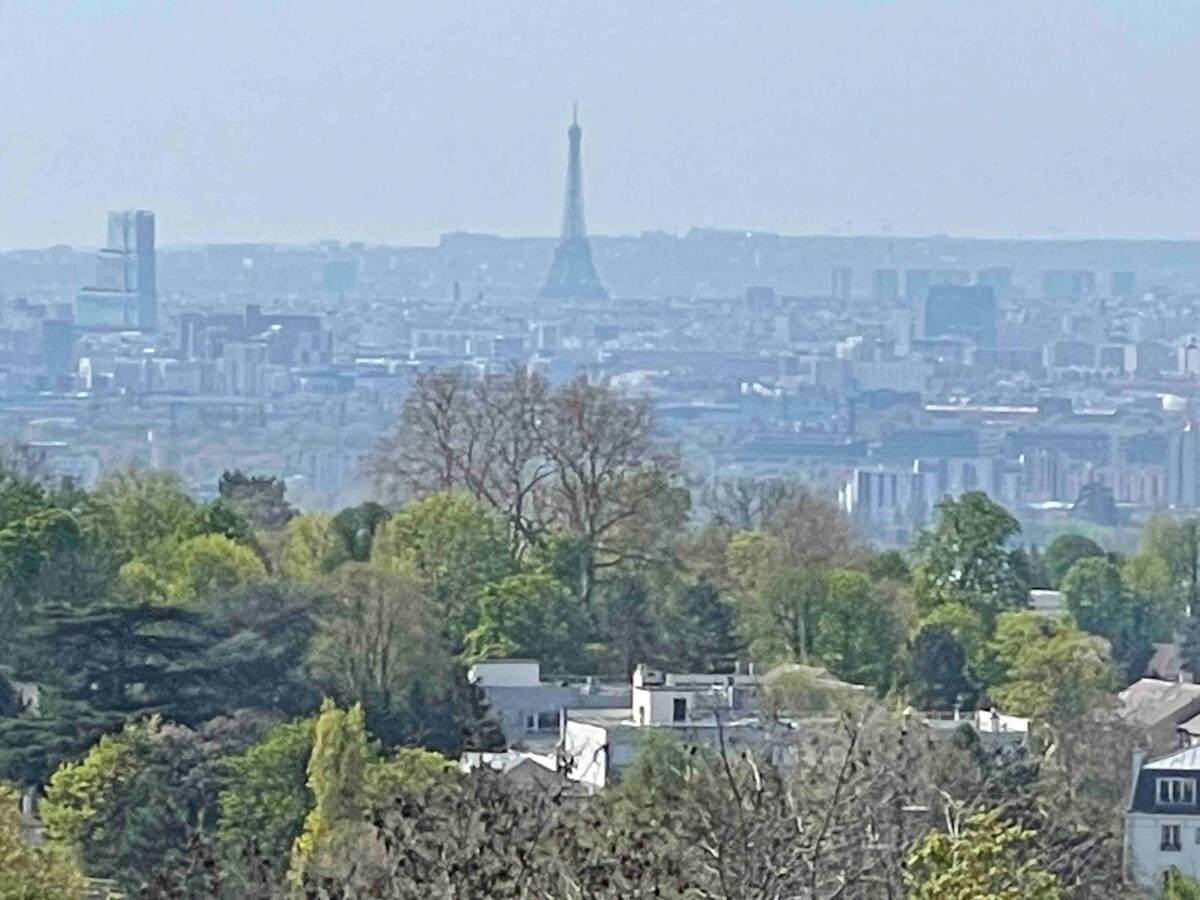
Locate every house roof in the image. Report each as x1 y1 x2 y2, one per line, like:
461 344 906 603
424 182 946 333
1119 678 1200 729
1145 745 1200 771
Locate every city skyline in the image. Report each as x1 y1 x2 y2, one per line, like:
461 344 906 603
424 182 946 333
6 1 1200 249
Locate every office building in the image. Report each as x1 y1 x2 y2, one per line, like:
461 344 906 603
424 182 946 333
923 284 998 347
1112 271 1137 297
76 210 156 331
871 268 899 302
831 267 852 300
905 268 933 303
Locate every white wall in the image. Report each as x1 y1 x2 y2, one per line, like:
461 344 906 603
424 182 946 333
469 660 540 688
1128 813 1200 887
562 719 610 790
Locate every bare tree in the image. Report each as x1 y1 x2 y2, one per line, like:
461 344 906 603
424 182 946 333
535 377 685 608
700 476 811 530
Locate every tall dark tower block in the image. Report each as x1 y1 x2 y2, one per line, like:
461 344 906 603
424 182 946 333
541 107 607 300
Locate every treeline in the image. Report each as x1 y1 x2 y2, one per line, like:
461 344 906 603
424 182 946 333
0 370 1193 895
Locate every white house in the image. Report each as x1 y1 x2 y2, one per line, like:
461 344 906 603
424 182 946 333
1126 746 1200 886
561 663 768 791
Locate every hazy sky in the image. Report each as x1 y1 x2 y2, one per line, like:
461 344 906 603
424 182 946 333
4 0 1200 248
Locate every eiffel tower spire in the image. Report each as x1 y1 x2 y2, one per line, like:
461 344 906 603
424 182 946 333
540 106 607 300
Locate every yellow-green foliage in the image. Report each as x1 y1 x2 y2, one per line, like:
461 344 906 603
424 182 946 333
41 718 151 852
364 747 454 805
904 809 1062 899
279 512 342 581
288 700 372 885
0 782 86 899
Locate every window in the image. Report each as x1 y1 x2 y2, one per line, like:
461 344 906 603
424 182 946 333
525 714 536 731
1158 778 1197 806
537 712 557 731
1162 824 1182 851
672 697 687 723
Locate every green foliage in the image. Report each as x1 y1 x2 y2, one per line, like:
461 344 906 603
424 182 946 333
217 716 315 870
279 512 345 581
465 572 583 671
742 566 827 663
289 700 372 885
1043 534 1104 588
364 746 455 805
82 468 196 564
0 781 86 899
176 532 268 601
987 611 1114 722
329 501 390 563
813 569 901 688
1060 556 1154 681
904 808 1063 899
1161 865 1200 900
913 491 1030 624
372 492 515 643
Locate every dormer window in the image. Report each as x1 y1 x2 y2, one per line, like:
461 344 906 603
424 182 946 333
1157 777 1196 806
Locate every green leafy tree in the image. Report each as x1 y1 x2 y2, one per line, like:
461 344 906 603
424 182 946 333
217 716 315 871
813 569 901 689
82 468 196 564
464 572 584 672
656 577 738 673
1161 866 1200 899
372 492 514 645
912 492 1030 625
1140 513 1200 611
1123 550 1186 640
1060 556 1154 681
988 611 1115 722
1042 534 1104 588
904 808 1063 899
279 512 345 581
910 622 974 709
329 501 390 563
0 782 85 899
289 700 372 885
741 567 827 663
176 532 268 602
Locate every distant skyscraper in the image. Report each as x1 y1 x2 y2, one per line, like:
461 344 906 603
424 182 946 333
923 284 998 347
830 267 852 300
540 107 607 300
871 268 899 302
76 210 156 331
905 268 932 303
1111 271 1136 297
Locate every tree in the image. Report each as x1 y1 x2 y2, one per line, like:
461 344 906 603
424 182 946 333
288 701 372 885
0 782 85 899
1042 534 1105 588
279 512 345 581
217 716 315 871
536 378 685 608
366 368 554 556
1161 866 1200 900
655 577 738 673
464 572 584 673
82 468 196 564
329 501 389 563
1060 556 1154 681
699 476 810 530
371 492 514 645
741 567 828 664
1140 512 1200 612
309 564 438 729
175 532 268 603
814 569 901 689
910 622 974 710
904 808 1063 899
218 469 295 531
988 611 1114 723
913 491 1030 624
763 487 863 569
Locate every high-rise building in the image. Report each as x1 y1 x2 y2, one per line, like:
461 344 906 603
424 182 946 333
1168 424 1200 507
1041 269 1095 300
1111 271 1136 297
976 267 1013 296
871 268 899 302
540 107 607 300
922 284 997 347
905 268 933 303
830 267 852 300
76 210 156 331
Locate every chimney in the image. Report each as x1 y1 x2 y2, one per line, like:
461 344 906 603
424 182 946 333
1130 748 1146 800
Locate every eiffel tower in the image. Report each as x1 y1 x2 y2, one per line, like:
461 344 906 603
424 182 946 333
540 106 608 300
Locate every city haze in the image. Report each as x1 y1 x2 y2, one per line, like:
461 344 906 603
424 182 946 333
5 0 1200 248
